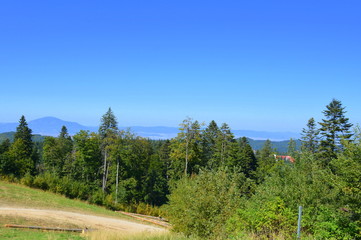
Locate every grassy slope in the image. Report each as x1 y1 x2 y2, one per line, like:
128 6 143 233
0 181 190 240
0 181 127 218
0 181 127 240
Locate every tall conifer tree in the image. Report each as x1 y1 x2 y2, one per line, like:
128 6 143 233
301 117 319 153
8 115 35 176
318 99 353 161
202 120 221 168
14 115 33 154
238 137 257 178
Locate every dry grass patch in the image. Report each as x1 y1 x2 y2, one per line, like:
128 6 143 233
86 231 192 240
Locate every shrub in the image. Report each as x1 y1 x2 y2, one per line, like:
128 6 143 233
227 197 297 239
20 172 33 187
164 168 245 239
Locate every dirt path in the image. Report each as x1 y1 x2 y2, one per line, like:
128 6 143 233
0 207 166 233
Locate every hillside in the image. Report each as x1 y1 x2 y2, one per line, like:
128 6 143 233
247 138 302 153
0 132 45 143
0 181 168 239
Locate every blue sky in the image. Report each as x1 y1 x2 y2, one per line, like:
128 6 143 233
1 1 360 132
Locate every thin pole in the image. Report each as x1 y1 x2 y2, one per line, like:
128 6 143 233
297 206 302 239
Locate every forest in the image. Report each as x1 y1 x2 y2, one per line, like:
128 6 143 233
0 98 360 239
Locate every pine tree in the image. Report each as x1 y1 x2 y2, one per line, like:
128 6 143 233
202 120 221 167
0 139 11 154
215 123 238 168
318 99 353 160
256 140 275 183
6 115 35 177
287 138 297 156
14 115 33 154
301 117 319 153
237 137 257 178
99 107 118 139
59 125 71 140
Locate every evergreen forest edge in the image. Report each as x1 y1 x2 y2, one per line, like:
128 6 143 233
0 98 360 239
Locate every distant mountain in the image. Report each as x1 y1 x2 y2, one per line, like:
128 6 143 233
0 117 97 137
0 131 299 154
0 117 300 141
28 117 98 136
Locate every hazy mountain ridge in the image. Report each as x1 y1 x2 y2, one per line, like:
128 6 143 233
0 131 300 154
0 117 300 141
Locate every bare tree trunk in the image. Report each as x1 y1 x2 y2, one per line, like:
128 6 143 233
185 137 189 176
115 159 119 204
102 150 107 192
105 161 110 190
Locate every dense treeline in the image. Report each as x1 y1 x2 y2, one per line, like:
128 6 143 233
0 99 360 239
0 109 259 208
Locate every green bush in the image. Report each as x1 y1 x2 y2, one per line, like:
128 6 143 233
32 174 50 190
227 197 297 239
227 153 360 239
88 188 105 205
164 168 245 239
20 172 33 186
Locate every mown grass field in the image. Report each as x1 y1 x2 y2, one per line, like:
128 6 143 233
0 181 192 240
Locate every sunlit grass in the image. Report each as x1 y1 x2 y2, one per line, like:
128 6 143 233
0 227 85 240
86 231 194 240
0 181 128 219
0 181 170 239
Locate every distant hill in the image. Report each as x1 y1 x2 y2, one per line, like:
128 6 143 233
0 132 45 143
0 132 300 154
246 138 301 154
0 117 300 141
0 117 97 137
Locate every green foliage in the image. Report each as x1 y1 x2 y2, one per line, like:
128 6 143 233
164 168 245 239
14 115 33 154
255 139 276 183
0 132 45 143
70 131 102 183
237 137 257 178
169 118 204 179
42 133 73 176
6 139 35 177
212 123 240 170
201 120 221 167
99 107 118 138
301 117 319 153
2 109 359 239
319 99 353 161
305 206 357 240
228 152 359 239
30 172 92 200
227 196 296 239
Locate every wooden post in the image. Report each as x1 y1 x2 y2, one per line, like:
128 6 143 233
297 206 302 239
4 224 87 233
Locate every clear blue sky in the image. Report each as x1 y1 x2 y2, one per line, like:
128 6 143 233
1 1 360 132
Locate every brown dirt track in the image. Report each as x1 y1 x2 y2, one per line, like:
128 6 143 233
0 207 166 233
